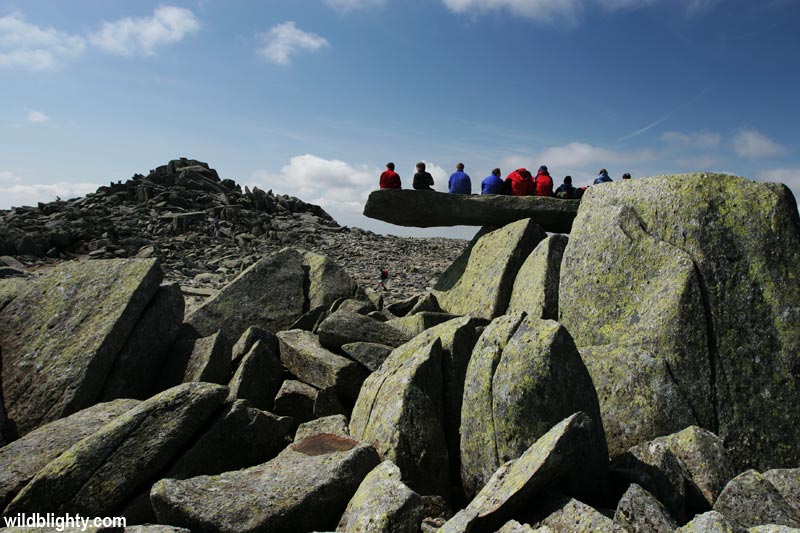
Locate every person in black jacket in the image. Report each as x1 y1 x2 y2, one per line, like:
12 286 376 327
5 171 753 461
413 162 434 191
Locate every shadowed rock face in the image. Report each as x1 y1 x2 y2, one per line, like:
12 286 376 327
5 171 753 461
363 189 579 233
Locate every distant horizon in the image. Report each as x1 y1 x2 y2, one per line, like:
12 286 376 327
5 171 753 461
2 1 799 239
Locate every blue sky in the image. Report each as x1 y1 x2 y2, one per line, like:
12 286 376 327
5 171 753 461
1 0 799 237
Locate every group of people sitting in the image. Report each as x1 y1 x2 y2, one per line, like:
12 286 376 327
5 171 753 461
379 162 632 199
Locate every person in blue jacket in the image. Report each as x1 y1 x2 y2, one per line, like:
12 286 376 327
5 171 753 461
481 168 504 194
448 163 472 194
593 168 613 184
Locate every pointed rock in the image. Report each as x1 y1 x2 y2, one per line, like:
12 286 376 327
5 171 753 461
160 330 231 387
231 326 278 370
227 340 283 411
614 483 678 533
507 234 567 320
675 510 745 532
763 469 800 518
713 470 800 529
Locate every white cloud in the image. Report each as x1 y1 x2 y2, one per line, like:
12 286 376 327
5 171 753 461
0 181 101 209
26 109 50 123
0 170 22 183
90 5 200 56
661 130 721 149
757 168 800 186
732 128 783 159
256 22 329 65
0 12 85 70
441 0 716 21
324 0 386 12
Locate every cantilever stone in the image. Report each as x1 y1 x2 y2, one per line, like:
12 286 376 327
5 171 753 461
363 189 579 233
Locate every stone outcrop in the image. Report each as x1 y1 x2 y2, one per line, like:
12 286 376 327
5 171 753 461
506 234 567 320
560 174 800 471
151 434 380 533
461 314 606 499
363 189 579 233
0 399 138 510
0 258 162 436
4 383 227 517
337 460 425 533
434 218 546 320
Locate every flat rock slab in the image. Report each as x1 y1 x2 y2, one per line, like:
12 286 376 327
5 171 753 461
0 399 138 510
151 433 380 533
363 189 579 233
0 258 162 436
317 310 411 351
4 382 228 517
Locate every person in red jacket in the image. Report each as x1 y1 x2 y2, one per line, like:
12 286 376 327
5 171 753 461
534 165 554 197
504 168 534 196
379 162 401 189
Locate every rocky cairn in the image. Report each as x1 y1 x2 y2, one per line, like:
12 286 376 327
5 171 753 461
0 171 799 532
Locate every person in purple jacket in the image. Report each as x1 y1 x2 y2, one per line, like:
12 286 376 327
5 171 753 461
448 163 472 194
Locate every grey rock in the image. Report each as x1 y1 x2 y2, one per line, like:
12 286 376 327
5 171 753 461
363 189 579 233
341 341 394 372
100 283 185 401
495 520 536 532
151 433 380 533
676 510 745 532
714 470 800 529
231 326 278 370
277 329 368 404
408 292 443 315
273 379 317 422
335 298 377 315
538 497 626 533
350 339 448 497
614 483 678 533
0 399 138 510
295 414 350 442
461 314 606 499
337 460 425 533
317 310 411 350
0 258 162 435
4 383 228 517
388 312 461 338
434 219 546 320
507 234 567 320
386 295 420 317
227 340 283 411
160 330 231 387
748 526 800 532
763 469 800 518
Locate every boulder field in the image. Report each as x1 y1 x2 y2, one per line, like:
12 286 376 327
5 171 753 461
0 171 799 532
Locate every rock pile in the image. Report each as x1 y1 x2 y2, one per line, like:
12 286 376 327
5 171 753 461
1 172 799 532
0 158 468 304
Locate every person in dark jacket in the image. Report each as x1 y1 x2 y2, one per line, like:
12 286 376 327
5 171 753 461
593 168 612 185
448 163 471 194
481 168 505 194
379 162 401 189
534 165 554 197
622 172 631 180
412 162 434 191
504 168 534 196
555 176 576 198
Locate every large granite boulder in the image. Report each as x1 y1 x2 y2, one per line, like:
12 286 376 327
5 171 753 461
151 433 380 532
461 314 606 499
277 329 369 404
614 483 678 533
0 399 138 510
434 219 546 320
763 469 800 518
337 460 425 533
363 189 579 233
537 497 626 533
350 339 448 497
3 383 228 517
317 310 411 350
440 412 605 533
0 258 162 436
99 283 184 401
560 174 800 471
187 249 356 341
506 234 567 320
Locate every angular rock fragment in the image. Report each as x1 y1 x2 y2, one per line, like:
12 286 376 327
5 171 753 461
4 383 228 517
227 340 283 411
341 341 394 372
713 470 800 529
350 339 448 497
273 379 317 422
495 520 536 532
160 330 231 387
0 258 162 435
337 460 425 533
763 469 800 518
295 414 350 442
231 326 278 370
507 234 567 320
389 312 461 338
675 510 745 532
317 310 411 350
434 218 546 320
0 399 138 510
614 483 678 533
151 434 380 532
277 329 368 403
